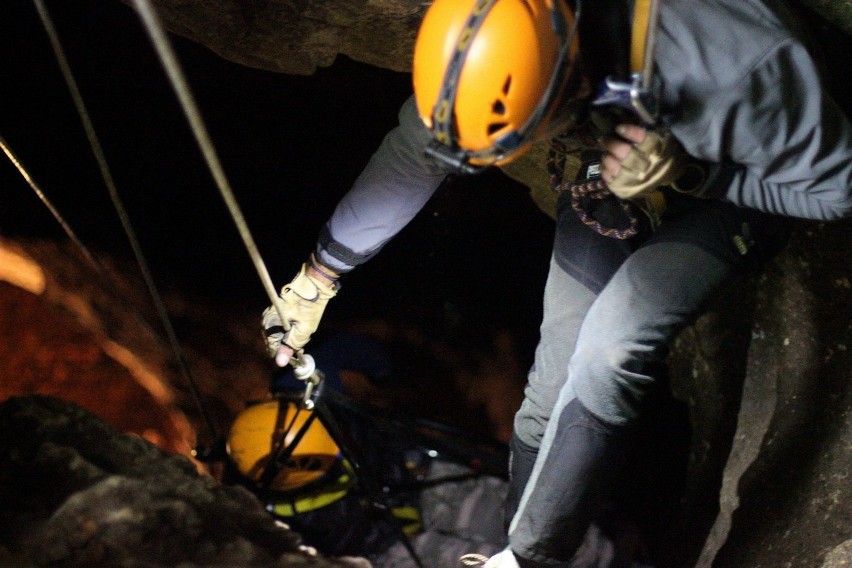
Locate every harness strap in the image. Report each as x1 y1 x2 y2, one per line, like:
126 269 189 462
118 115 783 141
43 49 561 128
630 0 653 75
547 0 660 240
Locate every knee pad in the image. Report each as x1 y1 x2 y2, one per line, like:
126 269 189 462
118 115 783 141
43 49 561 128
505 435 539 527
571 348 670 427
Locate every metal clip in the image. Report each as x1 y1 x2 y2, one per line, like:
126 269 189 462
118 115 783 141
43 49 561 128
292 353 322 409
591 72 661 126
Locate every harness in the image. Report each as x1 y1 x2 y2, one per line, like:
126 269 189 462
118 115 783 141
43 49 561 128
547 0 664 240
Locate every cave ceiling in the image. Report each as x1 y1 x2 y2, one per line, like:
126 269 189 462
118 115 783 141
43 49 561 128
127 0 850 77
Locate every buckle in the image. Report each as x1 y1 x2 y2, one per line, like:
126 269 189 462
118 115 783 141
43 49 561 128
424 140 489 175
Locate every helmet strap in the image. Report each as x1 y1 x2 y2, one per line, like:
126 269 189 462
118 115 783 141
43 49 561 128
258 400 319 490
431 0 500 148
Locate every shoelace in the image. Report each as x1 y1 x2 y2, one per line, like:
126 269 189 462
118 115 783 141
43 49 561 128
459 553 490 566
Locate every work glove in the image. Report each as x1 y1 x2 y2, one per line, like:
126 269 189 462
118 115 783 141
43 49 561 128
607 128 687 200
262 259 338 365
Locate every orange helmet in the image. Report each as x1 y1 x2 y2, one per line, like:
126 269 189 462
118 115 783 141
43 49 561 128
413 0 580 172
226 398 341 493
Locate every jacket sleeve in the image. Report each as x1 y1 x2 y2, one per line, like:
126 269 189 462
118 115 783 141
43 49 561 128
675 39 852 221
315 95 451 273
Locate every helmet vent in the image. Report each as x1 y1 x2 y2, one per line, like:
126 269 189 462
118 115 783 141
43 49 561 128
488 122 508 135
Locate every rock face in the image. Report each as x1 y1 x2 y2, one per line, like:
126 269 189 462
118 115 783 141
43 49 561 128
121 0 428 75
0 394 368 568
664 219 852 568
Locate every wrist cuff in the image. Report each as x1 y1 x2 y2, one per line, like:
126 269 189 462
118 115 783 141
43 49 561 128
307 255 341 292
309 253 339 281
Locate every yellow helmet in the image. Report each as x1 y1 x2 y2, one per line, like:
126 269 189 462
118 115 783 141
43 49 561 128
413 0 580 172
226 398 341 493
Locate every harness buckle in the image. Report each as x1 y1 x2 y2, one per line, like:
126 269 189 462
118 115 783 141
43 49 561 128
424 140 489 175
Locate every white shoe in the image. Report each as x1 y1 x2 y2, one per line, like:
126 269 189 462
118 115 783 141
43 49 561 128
460 547 520 568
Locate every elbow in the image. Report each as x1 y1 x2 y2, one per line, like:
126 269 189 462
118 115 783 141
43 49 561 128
802 174 852 221
827 181 852 219
806 196 852 221
826 166 852 220
816 195 852 221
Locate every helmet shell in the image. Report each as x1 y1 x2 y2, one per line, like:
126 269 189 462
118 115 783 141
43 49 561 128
413 0 577 163
226 399 341 492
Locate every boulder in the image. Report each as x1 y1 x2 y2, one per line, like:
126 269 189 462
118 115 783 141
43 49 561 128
0 393 369 568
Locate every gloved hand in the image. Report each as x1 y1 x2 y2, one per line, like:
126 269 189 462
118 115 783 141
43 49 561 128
602 124 687 199
262 256 339 367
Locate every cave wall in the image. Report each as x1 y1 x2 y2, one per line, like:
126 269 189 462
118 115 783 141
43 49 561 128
1 0 848 566
0 238 273 458
118 1 852 566
120 0 428 75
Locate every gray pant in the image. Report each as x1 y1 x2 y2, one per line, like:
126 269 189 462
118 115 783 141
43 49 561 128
507 192 788 566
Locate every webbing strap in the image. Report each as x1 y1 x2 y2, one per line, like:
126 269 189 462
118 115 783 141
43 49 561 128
432 0 498 146
547 0 662 239
631 0 661 91
630 0 652 74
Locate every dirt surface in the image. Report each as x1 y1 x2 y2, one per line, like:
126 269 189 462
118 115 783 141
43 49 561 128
0 281 186 451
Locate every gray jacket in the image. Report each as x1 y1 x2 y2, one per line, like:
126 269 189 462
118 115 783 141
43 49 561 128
316 0 852 273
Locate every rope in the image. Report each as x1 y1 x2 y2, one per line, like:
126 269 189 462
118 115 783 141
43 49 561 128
128 0 289 330
0 135 97 269
129 1 320 373
0 134 225 437
547 135 640 240
31 0 221 441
